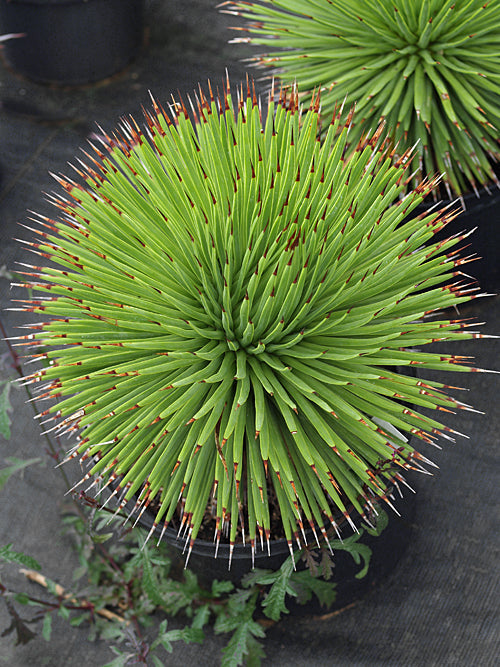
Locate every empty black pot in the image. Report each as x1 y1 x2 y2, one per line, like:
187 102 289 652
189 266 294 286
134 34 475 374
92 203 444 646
0 0 145 85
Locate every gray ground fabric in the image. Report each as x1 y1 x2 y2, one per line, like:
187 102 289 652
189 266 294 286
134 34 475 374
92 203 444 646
0 1 498 665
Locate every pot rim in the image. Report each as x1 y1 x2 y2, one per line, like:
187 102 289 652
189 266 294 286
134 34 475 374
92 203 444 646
133 486 400 561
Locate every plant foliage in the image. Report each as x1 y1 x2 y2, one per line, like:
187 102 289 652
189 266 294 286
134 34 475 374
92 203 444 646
0 543 41 570
13 78 487 565
0 381 13 439
1 509 382 665
223 0 500 197
0 457 41 492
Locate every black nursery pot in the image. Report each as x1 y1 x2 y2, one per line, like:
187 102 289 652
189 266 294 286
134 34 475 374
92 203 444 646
0 0 144 85
138 489 416 614
417 182 500 293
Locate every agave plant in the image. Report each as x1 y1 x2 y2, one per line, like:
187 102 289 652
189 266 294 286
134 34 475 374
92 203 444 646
12 78 489 567
223 0 500 199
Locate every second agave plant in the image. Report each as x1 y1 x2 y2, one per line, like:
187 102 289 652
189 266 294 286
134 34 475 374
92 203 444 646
223 0 500 199
14 79 488 565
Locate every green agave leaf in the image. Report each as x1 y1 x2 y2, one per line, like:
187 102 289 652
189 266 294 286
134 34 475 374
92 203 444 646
18 78 489 560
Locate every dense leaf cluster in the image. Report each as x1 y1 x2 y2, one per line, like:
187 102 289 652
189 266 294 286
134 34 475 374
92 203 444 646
16 80 484 561
224 0 500 197
1 510 382 665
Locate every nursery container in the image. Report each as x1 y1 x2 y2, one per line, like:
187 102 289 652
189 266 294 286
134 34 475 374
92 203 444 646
0 0 144 85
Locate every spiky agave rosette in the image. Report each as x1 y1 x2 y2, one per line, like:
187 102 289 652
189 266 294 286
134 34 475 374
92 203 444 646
13 79 489 566
223 0 500 199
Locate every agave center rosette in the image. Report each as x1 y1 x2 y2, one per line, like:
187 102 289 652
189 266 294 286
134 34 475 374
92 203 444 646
15 79 487 565
223 0 500 198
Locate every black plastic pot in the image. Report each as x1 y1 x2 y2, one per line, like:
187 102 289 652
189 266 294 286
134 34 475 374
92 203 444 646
0 0 144 85
137 488 416 614
414 181 500 293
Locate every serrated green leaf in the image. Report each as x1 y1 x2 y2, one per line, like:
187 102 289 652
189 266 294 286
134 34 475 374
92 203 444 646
150 619 204 652
99 623 128 641
290 570 337 608
0 382 12 440
42 613 52 642
240 568 275 590
214 589 257 634
364 508 389 537
0 544 41 570
220 619 266 667
163 627 204 645
91 532 114 544
191 604 211 630
101 650 135 667
69 613 89 627
71 565 88 582
259 556 298 621
212 579 235 597
331 531 374 580
0 457 41 492
57 604 70 620
140 546 165 607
